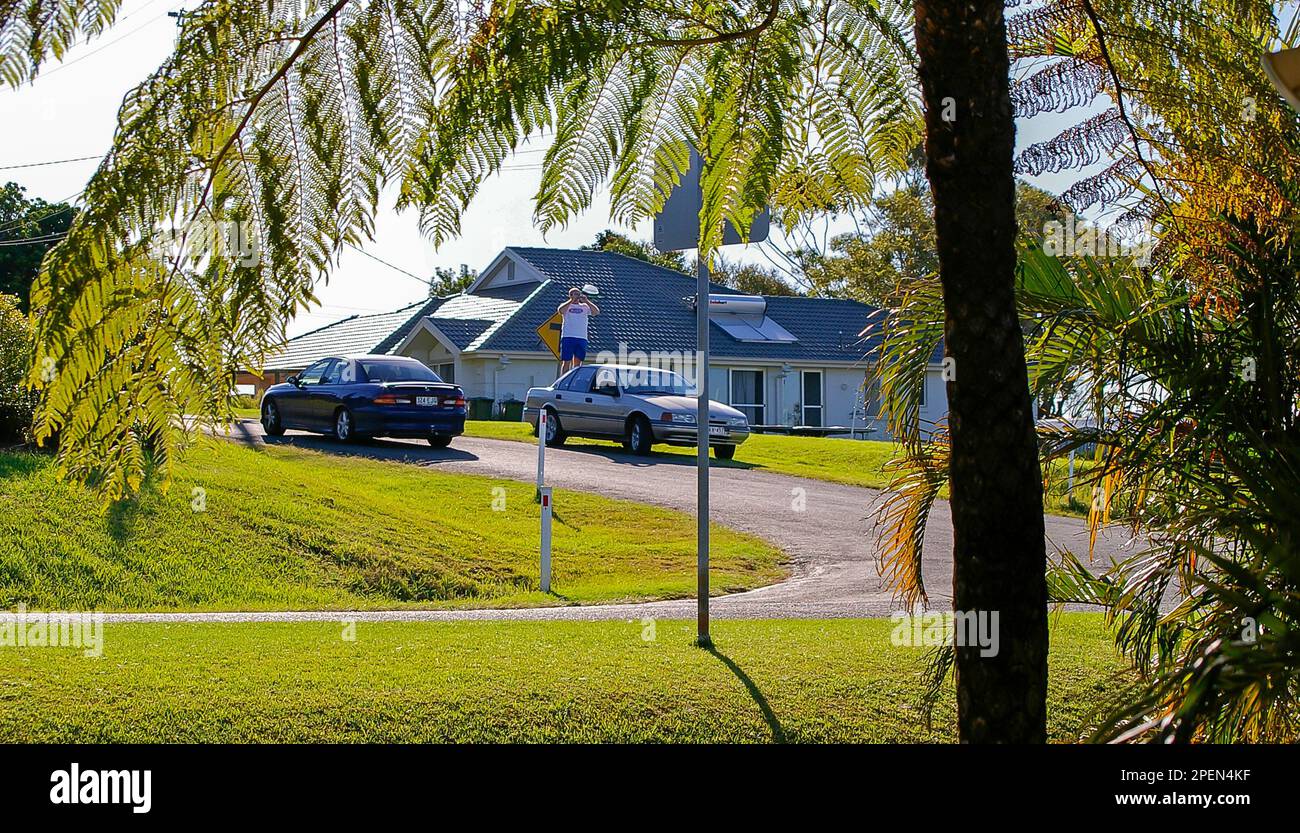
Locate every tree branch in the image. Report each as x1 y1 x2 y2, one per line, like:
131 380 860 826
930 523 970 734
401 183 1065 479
640 0 780 48
1078 0 1177 225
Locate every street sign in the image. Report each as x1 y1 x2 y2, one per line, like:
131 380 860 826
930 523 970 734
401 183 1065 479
653 147 770 253
536 311 563 359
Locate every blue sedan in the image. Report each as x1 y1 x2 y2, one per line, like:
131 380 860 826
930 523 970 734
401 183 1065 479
260 355 466 447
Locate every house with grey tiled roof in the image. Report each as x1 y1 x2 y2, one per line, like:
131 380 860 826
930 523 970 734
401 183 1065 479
242 247 950 435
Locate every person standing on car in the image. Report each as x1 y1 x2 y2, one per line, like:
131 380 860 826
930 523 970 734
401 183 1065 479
558 286 599 374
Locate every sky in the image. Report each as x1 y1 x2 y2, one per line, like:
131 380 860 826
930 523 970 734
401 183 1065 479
0 0 1082 337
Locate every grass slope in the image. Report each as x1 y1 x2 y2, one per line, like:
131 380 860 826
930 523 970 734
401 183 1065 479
463 420 1094 516
0 440 783 612
0 615 1125 743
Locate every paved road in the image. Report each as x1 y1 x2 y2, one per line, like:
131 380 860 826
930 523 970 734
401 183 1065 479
98 420 1139 624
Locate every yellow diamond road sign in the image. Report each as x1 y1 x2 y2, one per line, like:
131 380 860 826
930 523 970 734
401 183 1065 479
536 311 564 359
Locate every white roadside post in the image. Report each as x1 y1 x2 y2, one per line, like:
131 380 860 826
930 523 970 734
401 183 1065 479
539 486 553 593
536 408 546 500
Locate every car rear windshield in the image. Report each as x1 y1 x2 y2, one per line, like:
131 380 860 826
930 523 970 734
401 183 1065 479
358 360 442 383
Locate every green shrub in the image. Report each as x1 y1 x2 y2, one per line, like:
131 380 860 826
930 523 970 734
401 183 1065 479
0 294 35 444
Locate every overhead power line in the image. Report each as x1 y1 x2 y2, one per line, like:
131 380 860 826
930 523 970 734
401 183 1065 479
31 12 171 82
0 232 69 247
0 155 102 171
344 242 431 286
0 193 82 236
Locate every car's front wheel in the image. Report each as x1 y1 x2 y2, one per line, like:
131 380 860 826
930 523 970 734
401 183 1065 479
627 415 654 456
261 399 285 436
428 435 453 449
714 444 736 461
333 407 357 443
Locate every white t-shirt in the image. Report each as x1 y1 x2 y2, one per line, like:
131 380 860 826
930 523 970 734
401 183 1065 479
561 303 591 340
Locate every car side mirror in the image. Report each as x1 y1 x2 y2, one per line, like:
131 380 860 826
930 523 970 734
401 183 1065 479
285 376 299 387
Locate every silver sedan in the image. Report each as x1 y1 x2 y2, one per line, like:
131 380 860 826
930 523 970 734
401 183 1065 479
522 364 750 459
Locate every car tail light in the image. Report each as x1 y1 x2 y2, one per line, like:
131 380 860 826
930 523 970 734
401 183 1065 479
374 394 412 405
441 397 466 407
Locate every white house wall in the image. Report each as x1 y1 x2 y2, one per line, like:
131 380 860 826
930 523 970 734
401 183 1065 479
705 362 948 439
458 356 562 409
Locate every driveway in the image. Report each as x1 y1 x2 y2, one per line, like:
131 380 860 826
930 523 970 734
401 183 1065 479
99 420 1141 624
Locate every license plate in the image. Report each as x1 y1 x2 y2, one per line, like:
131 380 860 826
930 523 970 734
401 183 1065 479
708 425 727 437
416 396 437 407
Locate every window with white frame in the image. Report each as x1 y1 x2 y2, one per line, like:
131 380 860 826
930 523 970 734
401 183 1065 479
729 369 765 424
801 370 823 427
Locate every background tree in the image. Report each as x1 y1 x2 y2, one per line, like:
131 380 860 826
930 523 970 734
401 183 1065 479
0 183 78 310
429 264 476 297
0 293 36 443
795 178 1064 306
584 229 687 272
706 255 800 295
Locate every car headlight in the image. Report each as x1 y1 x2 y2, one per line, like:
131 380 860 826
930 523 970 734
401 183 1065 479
668 412 696 424
728 417 747 426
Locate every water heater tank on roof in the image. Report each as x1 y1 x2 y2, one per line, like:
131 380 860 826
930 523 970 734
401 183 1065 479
705 294 767 316
702 294 797 343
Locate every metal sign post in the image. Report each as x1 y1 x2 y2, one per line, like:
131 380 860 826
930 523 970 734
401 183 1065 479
654 148 769 649
695 258 711 647
539 486 553 593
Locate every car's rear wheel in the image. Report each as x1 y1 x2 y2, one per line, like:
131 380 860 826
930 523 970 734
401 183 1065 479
333 407 356 443
714 444 736 461
428 435 453 449
627 415 654 456
544 408 567 447
261 399 285 436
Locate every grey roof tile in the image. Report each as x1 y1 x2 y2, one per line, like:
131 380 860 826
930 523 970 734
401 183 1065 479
262 299 438 370
426 317 495 349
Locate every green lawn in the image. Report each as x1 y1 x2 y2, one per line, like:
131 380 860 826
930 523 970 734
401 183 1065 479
0 615 1126 742
0 440 784 612
463 420 1094 516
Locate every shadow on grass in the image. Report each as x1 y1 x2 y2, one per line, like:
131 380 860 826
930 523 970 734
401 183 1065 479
549 507 582 532
0 447 48 480
104 477 164 543
246 427 480 464
707 645 787 743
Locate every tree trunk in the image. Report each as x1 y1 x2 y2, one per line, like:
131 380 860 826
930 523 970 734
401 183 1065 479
913 0 1048 742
